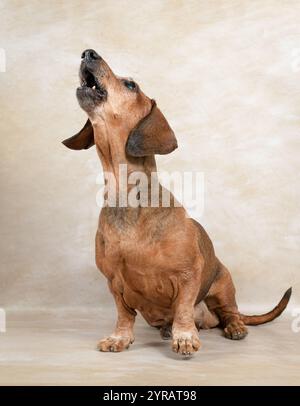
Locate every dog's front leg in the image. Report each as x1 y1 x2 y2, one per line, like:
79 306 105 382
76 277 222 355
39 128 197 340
171 281 202 356
97 287 136 352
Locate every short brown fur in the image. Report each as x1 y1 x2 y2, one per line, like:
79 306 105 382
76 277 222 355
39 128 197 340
63 50 292 355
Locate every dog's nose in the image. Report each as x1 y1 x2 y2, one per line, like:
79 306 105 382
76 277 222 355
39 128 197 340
81 49 101 61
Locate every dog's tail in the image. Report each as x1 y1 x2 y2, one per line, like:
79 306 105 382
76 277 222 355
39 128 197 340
240 287 292 326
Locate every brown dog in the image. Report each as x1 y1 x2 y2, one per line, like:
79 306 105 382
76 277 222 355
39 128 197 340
63 49 292 355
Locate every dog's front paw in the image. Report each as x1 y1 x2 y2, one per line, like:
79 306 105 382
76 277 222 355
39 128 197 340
224 321 248 340
97 335 134 352
172 331 201 355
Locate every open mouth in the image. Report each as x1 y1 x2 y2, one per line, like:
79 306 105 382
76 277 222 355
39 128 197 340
79 66 107 100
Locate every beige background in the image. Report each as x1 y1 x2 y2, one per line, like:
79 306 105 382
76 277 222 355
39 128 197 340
0 0 299 310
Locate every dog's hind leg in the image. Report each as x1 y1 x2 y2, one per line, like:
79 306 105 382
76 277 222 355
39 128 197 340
160 324 172 340
205 260 248 340
194 301 219 330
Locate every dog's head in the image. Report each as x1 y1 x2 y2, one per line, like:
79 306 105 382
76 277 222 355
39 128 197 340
62 50 177 157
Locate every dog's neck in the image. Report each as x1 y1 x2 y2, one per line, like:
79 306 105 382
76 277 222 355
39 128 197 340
94 125 159 208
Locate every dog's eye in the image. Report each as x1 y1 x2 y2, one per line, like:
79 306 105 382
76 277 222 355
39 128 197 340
124 80 136 91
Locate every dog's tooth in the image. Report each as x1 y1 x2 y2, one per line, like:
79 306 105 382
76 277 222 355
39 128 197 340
92 85 96 90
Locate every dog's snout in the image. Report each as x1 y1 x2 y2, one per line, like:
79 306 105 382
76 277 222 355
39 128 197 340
81 49 101 62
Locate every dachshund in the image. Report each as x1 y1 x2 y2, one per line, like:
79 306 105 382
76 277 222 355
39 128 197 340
63 49 292 355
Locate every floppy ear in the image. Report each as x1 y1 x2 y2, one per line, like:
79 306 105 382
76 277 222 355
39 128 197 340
126 100 177 157
62 119 94 150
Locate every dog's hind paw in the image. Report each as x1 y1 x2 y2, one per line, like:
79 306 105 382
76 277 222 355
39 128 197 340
172 331 201 355
224 321 248 340
97 335 133 352
160 325 172 340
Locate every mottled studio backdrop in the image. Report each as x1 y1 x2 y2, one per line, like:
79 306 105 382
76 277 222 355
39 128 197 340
0 0 299 309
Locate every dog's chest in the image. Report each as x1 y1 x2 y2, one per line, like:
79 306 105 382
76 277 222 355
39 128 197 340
102 230 181 307
98 208 195 309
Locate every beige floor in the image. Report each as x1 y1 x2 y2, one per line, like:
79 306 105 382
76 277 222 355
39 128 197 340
0 309 299 386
